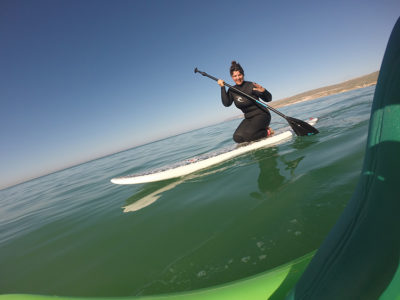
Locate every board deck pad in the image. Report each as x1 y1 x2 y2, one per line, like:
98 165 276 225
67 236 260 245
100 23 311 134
111 118 318 185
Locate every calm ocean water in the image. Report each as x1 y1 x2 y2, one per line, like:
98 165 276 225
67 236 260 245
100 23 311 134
0 86 374 297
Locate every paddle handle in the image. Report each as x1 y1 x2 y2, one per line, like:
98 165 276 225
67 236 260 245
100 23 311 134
194 68 287 119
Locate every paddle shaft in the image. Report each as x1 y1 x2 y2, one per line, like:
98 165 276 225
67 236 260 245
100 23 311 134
194 68 287 119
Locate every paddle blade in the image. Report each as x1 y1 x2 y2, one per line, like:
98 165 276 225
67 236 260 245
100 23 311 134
287 117 319 136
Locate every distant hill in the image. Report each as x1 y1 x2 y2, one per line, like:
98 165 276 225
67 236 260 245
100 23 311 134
270 71 379 108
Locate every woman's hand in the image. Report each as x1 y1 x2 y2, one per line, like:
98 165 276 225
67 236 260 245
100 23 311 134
217 79 225 87
253 82 265 92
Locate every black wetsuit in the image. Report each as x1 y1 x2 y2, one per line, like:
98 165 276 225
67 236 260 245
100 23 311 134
221 81 272 143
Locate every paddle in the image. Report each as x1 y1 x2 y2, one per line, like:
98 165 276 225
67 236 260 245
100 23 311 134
194 68 319 136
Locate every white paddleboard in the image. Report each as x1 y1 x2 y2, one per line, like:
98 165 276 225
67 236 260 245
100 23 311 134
111 118 318 185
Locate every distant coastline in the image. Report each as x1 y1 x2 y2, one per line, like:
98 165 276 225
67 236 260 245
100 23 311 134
270 71 379 108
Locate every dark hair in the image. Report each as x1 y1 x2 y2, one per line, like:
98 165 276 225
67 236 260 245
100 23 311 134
230 61 244 76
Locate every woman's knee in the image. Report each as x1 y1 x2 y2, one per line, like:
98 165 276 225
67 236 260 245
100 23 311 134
233 133 247 143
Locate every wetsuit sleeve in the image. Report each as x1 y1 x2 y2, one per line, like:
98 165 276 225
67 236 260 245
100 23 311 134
221 87 233 107
254 88 272 102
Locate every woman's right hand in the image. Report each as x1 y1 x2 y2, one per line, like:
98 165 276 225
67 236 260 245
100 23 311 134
217 79 225 87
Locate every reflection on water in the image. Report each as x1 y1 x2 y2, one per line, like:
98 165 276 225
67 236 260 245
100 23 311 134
256 148 287 194
123 179 184 212
123 166 230 212
254 135 318 196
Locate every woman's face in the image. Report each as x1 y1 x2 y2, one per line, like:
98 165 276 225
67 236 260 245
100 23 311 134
231 70 244 85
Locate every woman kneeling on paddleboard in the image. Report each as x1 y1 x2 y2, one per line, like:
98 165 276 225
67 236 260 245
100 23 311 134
218 61 273 143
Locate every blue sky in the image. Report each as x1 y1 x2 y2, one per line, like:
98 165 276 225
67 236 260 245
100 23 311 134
1 0 399 189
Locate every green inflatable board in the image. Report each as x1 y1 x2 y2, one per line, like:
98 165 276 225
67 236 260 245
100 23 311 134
287 16 400 300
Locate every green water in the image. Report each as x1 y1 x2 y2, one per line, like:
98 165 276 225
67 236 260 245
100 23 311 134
0 86 374 297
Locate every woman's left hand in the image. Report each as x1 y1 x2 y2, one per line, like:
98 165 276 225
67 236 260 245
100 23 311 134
253 83 265 92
